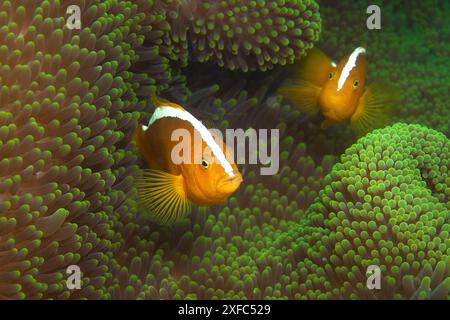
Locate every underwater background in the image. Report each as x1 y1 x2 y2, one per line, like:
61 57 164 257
0 0 448 299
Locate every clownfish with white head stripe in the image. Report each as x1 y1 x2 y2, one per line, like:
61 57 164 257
133 97 243 224
279 47 397 135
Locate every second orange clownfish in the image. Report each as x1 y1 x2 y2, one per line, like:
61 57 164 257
279 47 397 135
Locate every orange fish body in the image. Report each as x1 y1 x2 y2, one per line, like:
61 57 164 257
134 111 190 175
133 97 242 224
279 47 396 134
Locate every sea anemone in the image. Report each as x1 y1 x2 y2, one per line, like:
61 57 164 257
279 122 449 299
170 0 322 71
0 0 155 299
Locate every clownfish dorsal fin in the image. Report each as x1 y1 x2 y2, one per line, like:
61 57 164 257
351 81 397 136
294 47 335 87
136 169 191 224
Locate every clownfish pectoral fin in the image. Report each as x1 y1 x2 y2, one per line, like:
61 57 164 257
294 47 335 87
136 169 191 225
320 118 336 129
278 79 321 115
350 82 397 136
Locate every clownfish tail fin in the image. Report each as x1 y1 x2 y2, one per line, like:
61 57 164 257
136 169 191 225
350 81 398 136
278 79 321 115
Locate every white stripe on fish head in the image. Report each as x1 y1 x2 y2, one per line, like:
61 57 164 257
337 47 366 91
148 106 235 177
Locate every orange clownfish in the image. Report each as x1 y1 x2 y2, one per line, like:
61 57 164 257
279 47 397 135
133 97 243 224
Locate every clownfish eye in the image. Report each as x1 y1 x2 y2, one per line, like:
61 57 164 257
353 80 359 88
328 72 333 80
201 159 209 169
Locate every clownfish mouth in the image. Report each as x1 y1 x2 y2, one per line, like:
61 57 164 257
216 172 243 195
